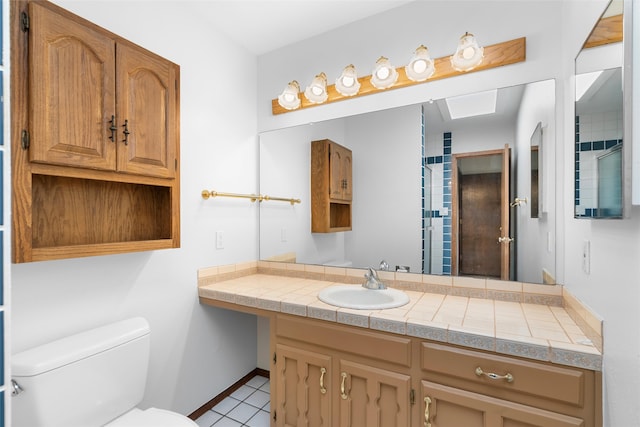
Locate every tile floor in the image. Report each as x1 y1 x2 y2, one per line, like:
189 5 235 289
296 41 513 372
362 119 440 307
195 374 271 427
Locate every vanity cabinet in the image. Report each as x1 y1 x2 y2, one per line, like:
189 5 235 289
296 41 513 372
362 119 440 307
311 139 352 232
268 314 601 427
11 0 180 262
198 286 601 427
274 315 412 427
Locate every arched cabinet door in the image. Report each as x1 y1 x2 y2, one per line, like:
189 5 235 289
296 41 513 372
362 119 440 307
29 1 116 171
116 42 178 178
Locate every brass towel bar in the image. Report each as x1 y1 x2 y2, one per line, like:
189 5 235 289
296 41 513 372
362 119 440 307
201 190 301 205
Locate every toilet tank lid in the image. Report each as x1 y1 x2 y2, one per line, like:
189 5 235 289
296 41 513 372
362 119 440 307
12 317 150 377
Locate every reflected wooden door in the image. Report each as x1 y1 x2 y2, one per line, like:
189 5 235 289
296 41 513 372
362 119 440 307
499 145 511 280
452 146 511 280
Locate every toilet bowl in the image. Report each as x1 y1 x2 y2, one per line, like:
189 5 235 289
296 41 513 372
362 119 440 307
106 408 197 427
11 317 197 427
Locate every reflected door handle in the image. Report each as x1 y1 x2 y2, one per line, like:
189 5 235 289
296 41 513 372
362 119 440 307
498 236 514 244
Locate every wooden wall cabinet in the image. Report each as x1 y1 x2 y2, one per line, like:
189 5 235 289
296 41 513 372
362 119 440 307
11 1 180 262
311 139 352 233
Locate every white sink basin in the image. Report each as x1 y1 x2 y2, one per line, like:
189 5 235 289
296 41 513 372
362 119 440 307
318 285 410 310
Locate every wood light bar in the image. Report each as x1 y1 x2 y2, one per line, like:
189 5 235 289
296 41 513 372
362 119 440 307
583 14 622 49
272 37 526 115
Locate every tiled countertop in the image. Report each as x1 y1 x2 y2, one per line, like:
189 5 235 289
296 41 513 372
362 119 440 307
198 268 602 372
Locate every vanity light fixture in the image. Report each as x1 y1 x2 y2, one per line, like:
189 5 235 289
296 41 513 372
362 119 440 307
304 72 329 104
405 45 435 82
370 56 398 89
271 36 526 115
277 80 301 110
335 64 361 96
450 32 484 72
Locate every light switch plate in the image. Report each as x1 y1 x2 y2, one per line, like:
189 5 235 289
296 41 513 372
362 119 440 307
582 240 590 274
216 231 224 249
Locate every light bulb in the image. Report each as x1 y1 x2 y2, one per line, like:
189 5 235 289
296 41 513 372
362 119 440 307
335 64 361 96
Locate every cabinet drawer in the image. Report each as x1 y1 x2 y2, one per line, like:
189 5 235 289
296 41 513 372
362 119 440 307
421 343 584 406
277 315 411 367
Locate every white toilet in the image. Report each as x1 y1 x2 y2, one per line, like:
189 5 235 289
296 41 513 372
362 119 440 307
11 317 198 427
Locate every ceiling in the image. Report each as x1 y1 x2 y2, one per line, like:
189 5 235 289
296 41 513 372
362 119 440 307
190 0 414 55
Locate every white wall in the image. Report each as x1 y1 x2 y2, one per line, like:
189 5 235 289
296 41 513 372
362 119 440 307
259 119 348 265
515 80 556 284
345 105 423 272
11 0 260 416
561 1 640 425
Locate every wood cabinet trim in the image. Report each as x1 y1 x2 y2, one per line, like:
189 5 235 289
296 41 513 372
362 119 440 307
276 314 412 367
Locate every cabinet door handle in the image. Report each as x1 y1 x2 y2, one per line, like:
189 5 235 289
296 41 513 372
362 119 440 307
340 372 348 400
475 366 514 383
424 396 432 427
108 115 117 142
320 367 327 394
122 119 130 145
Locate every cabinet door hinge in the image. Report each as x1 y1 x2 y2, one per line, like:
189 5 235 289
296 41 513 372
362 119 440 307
175 158 178 171
21 11 30 32
273 410 277 422
21 129 30 150
410 389 415 405
273 352 277 364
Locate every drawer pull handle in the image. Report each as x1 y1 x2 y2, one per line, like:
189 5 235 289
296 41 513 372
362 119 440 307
475 366 514 383
320 367 327 394
340 372 348 400
424 396 432 427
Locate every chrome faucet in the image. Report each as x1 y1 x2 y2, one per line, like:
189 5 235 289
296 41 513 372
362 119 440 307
363 267 387 290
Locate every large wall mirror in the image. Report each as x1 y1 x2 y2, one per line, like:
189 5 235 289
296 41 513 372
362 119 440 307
574 0 625 219
259 79 556 285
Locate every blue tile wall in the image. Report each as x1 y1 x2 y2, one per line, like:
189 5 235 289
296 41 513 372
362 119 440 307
574 116 623 217
442 134 452 275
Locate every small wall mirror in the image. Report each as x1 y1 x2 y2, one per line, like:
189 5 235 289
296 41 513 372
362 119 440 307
530 122 542 219
574 0 624 219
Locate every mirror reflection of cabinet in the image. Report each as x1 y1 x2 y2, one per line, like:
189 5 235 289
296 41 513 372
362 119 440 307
311 139 352 233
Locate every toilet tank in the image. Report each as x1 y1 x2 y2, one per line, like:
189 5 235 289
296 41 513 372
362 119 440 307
12 317 151 427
